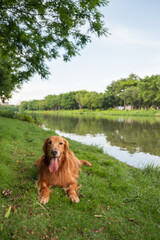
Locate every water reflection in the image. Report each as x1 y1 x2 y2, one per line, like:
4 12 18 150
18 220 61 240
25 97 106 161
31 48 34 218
33 113 160 168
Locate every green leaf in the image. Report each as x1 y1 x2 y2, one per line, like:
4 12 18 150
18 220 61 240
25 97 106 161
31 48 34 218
4 205 12 218
0 223 4 232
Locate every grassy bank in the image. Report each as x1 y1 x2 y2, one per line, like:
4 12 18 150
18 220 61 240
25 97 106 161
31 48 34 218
0 117 160 239
28 109 160 117
0 109 41 124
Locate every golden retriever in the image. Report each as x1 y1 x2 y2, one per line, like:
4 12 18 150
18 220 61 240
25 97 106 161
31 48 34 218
35 136 91 204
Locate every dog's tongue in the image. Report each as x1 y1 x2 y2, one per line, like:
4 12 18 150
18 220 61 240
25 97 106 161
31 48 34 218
49 158 58 173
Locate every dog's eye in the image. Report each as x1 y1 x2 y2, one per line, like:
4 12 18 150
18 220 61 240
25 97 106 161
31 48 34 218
59 142 63 145
48 141 52 145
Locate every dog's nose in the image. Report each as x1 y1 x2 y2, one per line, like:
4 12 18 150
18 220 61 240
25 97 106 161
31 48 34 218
51 149 58 155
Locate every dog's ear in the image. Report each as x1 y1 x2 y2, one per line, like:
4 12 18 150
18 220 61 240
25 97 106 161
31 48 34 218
63 138 69 153
42 138 49 154
35 157 42 167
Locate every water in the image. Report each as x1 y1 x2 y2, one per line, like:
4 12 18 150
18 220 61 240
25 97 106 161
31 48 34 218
33 113 160 168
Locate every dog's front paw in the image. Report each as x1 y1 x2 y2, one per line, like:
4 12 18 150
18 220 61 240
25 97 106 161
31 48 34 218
38 195 49 204
69 194 80 203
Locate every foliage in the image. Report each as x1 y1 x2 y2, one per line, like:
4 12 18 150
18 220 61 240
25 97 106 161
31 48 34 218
75 90 88 109
82 92 104 110
119 86 141 109
0 104 18 111
18 74 160 111
0 117 160 239
105 73 140 108
138 75 160 108
0 51 19 102
45 95 60 110
0 0 108 99
0 109 40 124
103 88 117 109
59 92 79 110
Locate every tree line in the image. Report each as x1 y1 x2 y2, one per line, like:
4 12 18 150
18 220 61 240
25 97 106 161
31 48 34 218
19 74 160 111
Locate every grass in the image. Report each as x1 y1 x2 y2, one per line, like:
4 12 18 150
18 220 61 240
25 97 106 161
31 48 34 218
0 109 41 124
0 117 160 239
28 108 160 118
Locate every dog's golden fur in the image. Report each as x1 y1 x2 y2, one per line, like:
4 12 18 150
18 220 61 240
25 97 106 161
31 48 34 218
36 136 91 204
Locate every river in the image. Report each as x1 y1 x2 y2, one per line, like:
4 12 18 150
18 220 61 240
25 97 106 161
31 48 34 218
32 113 160 168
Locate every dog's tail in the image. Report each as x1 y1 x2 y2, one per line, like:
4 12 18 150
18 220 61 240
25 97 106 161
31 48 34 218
80 160 92 167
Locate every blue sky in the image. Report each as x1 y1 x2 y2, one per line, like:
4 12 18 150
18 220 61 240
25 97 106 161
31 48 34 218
9 0 160 104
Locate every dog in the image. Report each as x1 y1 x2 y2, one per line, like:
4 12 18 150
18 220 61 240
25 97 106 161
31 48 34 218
35 136 92 204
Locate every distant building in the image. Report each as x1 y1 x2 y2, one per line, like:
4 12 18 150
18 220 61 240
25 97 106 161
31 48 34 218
115 105 132 110
125 105 132 110
0 100 9 105
115 106 124 110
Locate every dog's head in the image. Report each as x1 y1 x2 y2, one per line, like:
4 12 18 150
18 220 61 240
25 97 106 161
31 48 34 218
42 136 69 173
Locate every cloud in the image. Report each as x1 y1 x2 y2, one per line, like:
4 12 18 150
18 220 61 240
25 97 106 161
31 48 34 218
99 24 160 47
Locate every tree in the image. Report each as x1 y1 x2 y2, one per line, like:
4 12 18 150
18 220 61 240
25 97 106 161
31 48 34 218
27 100 38 111
45 95 61 110
19 101 28 111
138 75 160 109
59 92 78 110
0 0 108 99
0 51 19 102
75 90 88 109
103 90 116 109
105 74 140 108
91 93 104 109
37 100 46 110
119 86 141 109
82 91 103 110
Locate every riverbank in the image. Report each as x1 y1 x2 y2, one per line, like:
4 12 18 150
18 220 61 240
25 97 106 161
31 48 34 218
0 117 160 239
27 109 160 117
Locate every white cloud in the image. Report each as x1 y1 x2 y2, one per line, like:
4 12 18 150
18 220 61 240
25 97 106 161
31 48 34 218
99 23 160 47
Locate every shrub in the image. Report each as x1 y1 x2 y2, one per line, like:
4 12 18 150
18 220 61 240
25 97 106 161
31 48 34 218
0 110 41 124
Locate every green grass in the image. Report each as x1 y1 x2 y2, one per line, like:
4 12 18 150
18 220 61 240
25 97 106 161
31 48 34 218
28 108 160 118
0 109 41 124
0 117 160 239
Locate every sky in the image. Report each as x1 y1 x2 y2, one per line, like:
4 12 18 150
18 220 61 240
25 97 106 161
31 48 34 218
9 0 160 105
